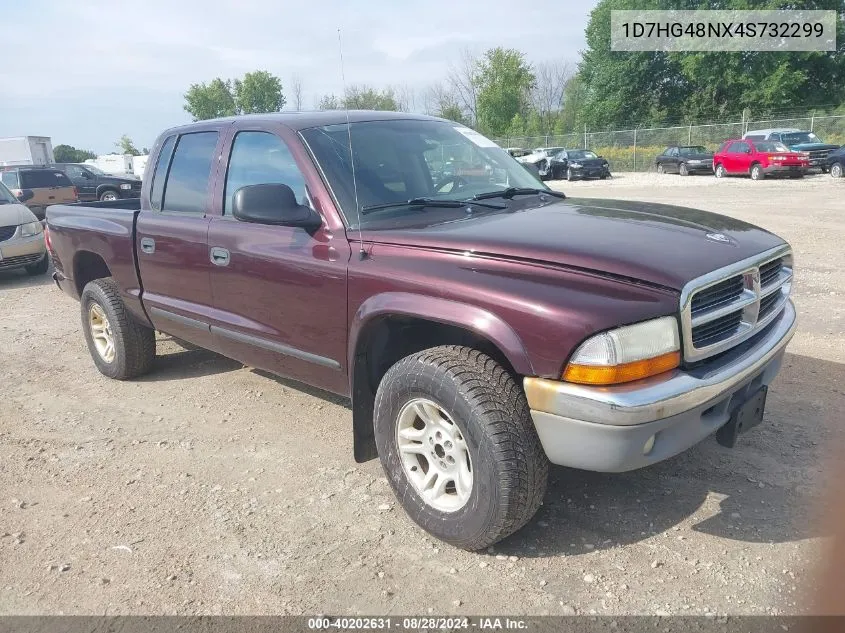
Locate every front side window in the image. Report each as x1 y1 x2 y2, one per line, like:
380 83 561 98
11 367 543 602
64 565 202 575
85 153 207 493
64 165 86 179
161 132 218 214
301 119 543 228
224 131 309 215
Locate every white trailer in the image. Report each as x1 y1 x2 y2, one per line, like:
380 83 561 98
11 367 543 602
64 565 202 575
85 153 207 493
131 155 149 179
84 154 136 177
0 136 55 166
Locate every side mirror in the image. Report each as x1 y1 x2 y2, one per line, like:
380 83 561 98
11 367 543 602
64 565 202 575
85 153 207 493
17 189 34 203
232 183 321 229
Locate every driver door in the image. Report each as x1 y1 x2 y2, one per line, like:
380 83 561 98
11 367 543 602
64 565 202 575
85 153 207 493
63 165 97 201
206 125 350 394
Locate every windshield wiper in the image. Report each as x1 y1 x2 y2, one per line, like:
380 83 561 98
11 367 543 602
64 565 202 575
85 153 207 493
473 187 566 201
360 197 505 215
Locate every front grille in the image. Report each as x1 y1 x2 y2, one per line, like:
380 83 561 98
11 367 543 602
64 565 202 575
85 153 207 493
808 149 833 164
0 253 42 270
692 310 743 347
682 248 793 362
0 225 16 242
691 275 743 314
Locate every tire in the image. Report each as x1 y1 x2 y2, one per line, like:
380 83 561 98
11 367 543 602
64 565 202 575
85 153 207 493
373 345 549 551
679 162 689 176
99 189 119 202
714 164 726 178
24 254 49 276
831 162 843 178
566 168 575 181
750 163 764 181
656 164 665 175
80 277 156 380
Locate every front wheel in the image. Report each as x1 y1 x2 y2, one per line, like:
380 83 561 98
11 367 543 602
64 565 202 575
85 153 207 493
656 164 665 175
566 168 575 181
831 162 843 178
374 346 549 550
679 162 689 176
80 277 156 380
99 190 119 202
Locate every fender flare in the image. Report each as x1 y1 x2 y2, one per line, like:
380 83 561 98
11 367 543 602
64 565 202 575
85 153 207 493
348 291 534 383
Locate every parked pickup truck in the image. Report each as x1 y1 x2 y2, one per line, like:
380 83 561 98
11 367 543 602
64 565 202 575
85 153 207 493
46 112 796 550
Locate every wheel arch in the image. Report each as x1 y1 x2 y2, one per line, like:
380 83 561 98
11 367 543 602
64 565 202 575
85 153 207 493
73 250 112 296
96 184 119 198
348 292 534 462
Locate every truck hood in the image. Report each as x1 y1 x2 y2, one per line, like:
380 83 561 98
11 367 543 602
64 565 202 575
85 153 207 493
0 202 37 227
788 142 840 151
362 198 786 291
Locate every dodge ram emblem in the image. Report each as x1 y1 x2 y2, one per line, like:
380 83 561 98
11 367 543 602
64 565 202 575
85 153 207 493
706 233 731 243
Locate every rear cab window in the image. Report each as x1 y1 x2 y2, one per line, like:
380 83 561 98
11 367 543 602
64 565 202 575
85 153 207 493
0 171 19 189
159 132 219 214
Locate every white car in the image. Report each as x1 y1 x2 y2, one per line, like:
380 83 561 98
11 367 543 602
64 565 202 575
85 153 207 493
0 180 48 276
518 147 567 179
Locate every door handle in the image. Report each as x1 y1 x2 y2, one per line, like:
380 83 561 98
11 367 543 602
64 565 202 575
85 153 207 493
210 246 230 266
140 237 156 254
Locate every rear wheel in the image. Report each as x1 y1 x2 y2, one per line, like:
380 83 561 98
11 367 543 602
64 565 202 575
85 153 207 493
714 164 726 178
374 345 549 550
80 277 155 380
831 162 843 178
750 163 764 180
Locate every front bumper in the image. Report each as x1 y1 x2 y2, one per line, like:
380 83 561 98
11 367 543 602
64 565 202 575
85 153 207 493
524 300 796 472
569 166 610 179
0 233 47 271
762 164 806 175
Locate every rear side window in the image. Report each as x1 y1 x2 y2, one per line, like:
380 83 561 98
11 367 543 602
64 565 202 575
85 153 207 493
20 170 72 188
1 171 19 188
150 135 176 211
161 132 219 214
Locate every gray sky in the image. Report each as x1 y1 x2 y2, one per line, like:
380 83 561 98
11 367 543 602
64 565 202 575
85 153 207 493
0 0 597 154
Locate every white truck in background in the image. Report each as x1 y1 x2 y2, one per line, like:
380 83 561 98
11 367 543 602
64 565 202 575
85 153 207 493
0 136 55 166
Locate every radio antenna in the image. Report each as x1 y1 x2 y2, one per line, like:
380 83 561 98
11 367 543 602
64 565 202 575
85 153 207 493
338 28 366 260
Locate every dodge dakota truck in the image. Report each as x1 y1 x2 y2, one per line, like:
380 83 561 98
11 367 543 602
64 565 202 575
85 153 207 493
46 111 796 550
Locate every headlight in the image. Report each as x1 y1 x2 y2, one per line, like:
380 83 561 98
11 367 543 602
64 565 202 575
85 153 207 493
570 162 582 168
119 183 132 190
19 221 43 237
562 316 680 385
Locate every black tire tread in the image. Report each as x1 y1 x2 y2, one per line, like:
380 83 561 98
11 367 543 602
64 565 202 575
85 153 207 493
81 277 155 380
376 345 548 550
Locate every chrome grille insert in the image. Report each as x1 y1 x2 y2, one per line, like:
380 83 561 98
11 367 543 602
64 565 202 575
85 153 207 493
680 245 793 363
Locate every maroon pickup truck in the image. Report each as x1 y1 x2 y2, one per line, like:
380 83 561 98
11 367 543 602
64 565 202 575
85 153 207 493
46 111 796 550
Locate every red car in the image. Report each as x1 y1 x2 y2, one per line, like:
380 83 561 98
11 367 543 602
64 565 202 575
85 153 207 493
713 139 809 180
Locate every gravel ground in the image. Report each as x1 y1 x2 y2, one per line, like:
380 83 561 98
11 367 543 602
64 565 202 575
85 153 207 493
1 172 843 616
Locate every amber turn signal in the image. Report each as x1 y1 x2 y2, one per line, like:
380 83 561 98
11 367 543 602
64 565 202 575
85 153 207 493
562 351 681 386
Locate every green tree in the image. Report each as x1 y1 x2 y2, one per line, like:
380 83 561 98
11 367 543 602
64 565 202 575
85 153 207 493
116 134 141 156
317 94 341 110
183 78 237 121
53 144 96 163
233 70 286 114
557 75 587 133
473 48 535 137
342 85 399 110
507 113 526 138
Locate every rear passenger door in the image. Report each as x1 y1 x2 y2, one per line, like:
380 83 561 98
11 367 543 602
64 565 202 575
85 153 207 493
205 126 350 394
136 127 228 348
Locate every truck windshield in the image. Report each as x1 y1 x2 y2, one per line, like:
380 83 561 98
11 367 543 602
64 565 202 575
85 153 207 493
781 132 820 145
300 119 545 229
0 181 17 204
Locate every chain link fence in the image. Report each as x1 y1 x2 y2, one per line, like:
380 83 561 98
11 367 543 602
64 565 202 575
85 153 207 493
494 114 845 172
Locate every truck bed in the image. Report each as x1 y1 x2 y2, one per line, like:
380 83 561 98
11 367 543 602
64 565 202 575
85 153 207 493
46 200 145 321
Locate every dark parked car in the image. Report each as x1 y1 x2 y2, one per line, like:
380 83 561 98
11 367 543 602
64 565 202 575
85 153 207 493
655 145 714 176
53 163 142 202
824 146 845 178
548 149 610 180
46 111 796 550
